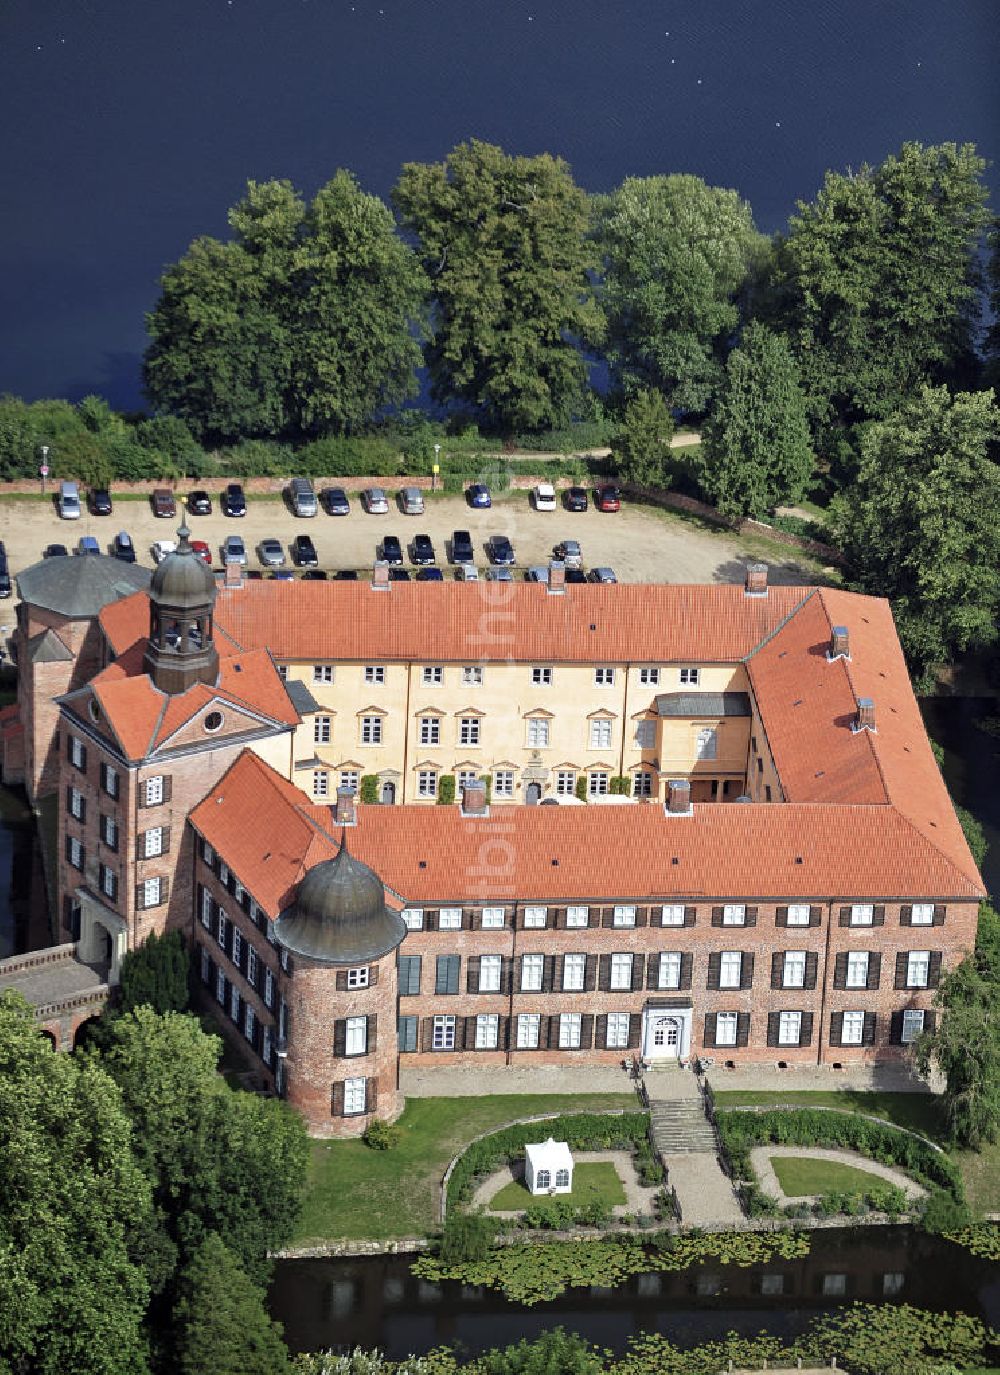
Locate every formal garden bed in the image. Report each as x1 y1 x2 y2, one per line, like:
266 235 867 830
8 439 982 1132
484 1160 627 1215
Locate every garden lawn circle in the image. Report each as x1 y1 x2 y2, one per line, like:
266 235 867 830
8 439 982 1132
752 1147 927 1206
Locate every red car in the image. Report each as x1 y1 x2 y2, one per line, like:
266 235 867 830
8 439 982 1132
595 485 621 513
190 539 212 566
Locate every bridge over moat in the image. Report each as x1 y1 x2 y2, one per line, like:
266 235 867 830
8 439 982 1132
0 943 110 1049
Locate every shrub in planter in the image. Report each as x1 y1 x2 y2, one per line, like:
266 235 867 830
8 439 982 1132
575 776 588 802
437 774 456 806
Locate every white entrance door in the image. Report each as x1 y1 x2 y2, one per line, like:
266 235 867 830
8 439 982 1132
642 1008 692 1060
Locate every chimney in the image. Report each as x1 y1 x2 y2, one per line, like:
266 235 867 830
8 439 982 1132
224 561 244 590
371 559 390 591
744 563 768 597
829 625 850 660
666 779 692 815
853 697 876 733
334 786 357 826
547 560 566 594
461 778 488 817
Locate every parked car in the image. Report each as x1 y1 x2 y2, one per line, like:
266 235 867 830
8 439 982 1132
112 530 136 563
458 563 479 581
488 535 515 565
335 569 359 580
321 487 351 516
222 483 247 517
411 534 436 565
293 534 318 567
467 483 492 509
565 567 586 584
270 570 295 580
554 539 583 569
78 535 100 556
150 488 175 518
416 567 444 581
362 487 389 514
380 535 403 565
58 481 81 519
564 486 588 512
190 539 212 566
43 543 69 558
451 529 474 564
400 486 425 515
595 484 621 513
288 476 318 517
223 534 247 565
0 543 10 598
152 540 176 563
258 538 286 568
526 565 549 583
188 490 212 516
485 567 513 582
388 568 411 581
301 569 328 580
588 566 618 583
90 488 113 516
534 482 557 512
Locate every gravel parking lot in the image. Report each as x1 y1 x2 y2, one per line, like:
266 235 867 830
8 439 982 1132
0 487 824 604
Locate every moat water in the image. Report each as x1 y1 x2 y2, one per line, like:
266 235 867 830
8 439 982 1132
0 781 49 959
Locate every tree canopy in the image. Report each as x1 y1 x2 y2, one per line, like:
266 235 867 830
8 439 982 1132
393 140 602 434
171 1234 290 1375
118 929 191 1016
595 174 763 414
610 389 675 488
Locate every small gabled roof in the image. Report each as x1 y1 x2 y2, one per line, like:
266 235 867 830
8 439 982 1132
26 628 73 664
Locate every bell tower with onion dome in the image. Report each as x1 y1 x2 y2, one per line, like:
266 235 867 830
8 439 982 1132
142 523 219 695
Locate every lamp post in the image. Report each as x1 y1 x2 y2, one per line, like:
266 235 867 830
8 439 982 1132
39 445 50 496
432 443 441 492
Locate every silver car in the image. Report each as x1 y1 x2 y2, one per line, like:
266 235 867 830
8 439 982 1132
400 486 425 515
554 539 583 569
362 488 390 515
258 538 285 568
223 534 247 565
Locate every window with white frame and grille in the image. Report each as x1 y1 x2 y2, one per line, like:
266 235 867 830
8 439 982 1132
475 1014 499 1049
786 904 811 926
589 719 612 750
606 1012 630 1048
901 1009 925 1043
559 1013 582 1048
594 667 615 686
566 905 589 928
481 907 505 929
778 1011 802 1045
662 904 685 926
314 715 332 744
907 950 931 987
462 665 483 686
493 770 514 797
347 966 369 989
438 907 462 930
659 952 682 989
846 951 870 987
638 667 660 685
679 667 700 685
479 955 502 992
521 954 544 991
344 1077 367 1113
719 951 742 988
313 770 329 798
345 1016 367 1055
419 717 440 746
417 770 437 797
910 903 934 925
144 827 164 859
722 904 746 925
562 953 586 991
523 906 547 928
783 951 807 987
841 1011 865 1045
313 665 334 684
531 666 552 686
555 770 576 795
715 1012 738 1045
364 666 385 684
610 953 633 990
361 715 383 745
144 775 164 806
517 1013 540 1049
141 877 162 908
432 1016 455 1050
587 772 609 797
459 717 481 746
340 771 359 794
422 666 443 685
526 717 549 748
632 771 654 797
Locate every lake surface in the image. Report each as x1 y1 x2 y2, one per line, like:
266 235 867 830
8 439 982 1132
269 1227 1000 1358
1 0 997 407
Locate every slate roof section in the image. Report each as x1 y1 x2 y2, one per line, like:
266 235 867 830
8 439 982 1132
18 554 149 619
655 692 751 718
284 679 320 717
26 628 74 664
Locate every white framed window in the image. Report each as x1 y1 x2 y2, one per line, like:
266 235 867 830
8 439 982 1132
638 667 660 685
613 904 636 928
634 720 656 749
841 1011 865 1045
344 1077 367 1114
462 665 483 686
234 880 244 905
438 907 463 930
144 827 164 859
314 715 332 744
340 771 359 795
562 953 586 991
531 666 553 686
347 966 370 989
523 906 547 929
520 953 544 992
481 907 505 930
216 968 226 1005
493 770 514 798
364 666 385 684
216 911 228 949
907 950 931 988
69 787 84 820
144 775 164 806
715 1012 738 1046
416 770 437 797
479 954 502 993
402 908 424 931
219 862 229 885
232 928 242 967
787 904 811 926
632 771 654 798
475 1014 500 1050
419 716 440 746
244 1005 255 1041
658 952 682 989
100 865 116 899
69 736 85 769
101 815 117 848
610 953 633 990
264 968 275 1009
201 839 215 865
559 1013 582 1049
679 667 700 685
313 770 329 798
719 951 743 988
723 904 746 925
589 719 612 750
313 665 334 684
422 666 443 685
102 764 119 798
460 717 481 746
432 1016 455 1050
67 836 84 869
555 770 576 795
662 905 685 926
262 1025 273 1064
566 905 589 928
142 877 162 908
457 770 479 793
606 1012 631 1048
594 667 615 686
247 946 257 986
277 665 288 681
229 985 240 1023
201 888 213 928
345 1015 368 1056
517 1013 540 1049
901 1009 926 1043
526 717 549 748
587 771 609 797
695 727 718 760
783 951 807 988
778 1011 803 1046
846 951 870 988
910 903 934 926
360 715 383 745
851 904 874 926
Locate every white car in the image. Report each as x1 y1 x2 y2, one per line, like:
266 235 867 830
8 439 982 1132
152 540 176 564
534 482 557 511
362 488 390 515
459 564 479 581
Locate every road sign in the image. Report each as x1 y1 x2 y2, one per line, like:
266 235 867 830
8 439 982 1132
39 464 49 477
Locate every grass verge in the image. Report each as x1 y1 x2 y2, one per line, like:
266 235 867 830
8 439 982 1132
488 1161 626 1213
769 1156 891 1198
293 1091 638 1244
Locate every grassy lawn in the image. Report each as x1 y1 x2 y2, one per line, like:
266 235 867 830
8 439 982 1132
293 1091 638 1245
770 1156 889 1198
488 1161 626 1213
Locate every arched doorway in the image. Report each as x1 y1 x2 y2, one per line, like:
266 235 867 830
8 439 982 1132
642 1007 692 1061
525 782 542 805
73 1017 104 1053
39 1029 57 1052
380 781 396 805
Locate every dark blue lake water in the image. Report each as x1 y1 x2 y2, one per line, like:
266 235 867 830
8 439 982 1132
1 0 997 408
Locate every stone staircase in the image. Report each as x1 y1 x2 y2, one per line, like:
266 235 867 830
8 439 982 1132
648 1097 717 1154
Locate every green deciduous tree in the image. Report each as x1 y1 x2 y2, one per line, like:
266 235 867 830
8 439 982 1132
698 323 813 518
0 990 153 1375
767 141 991 430
830 384 1000 676
478 1327 605 1375
393 140 602 434
118 930 191 1015
596 174 764 414
171 1233 291 1375
610 389 675 488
